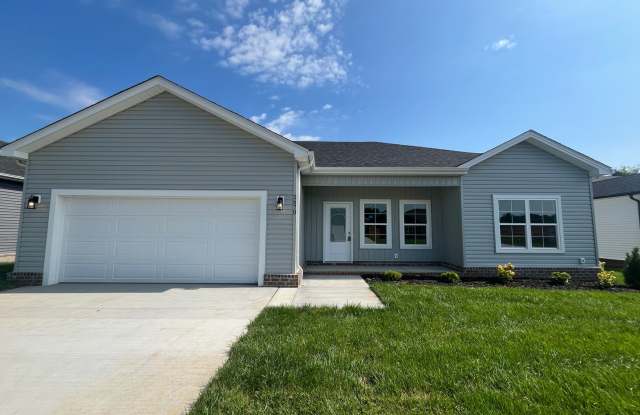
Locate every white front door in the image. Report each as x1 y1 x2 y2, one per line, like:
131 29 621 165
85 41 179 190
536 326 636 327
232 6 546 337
323 202 352 262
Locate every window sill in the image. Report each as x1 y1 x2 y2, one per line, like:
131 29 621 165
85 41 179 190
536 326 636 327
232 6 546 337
400 244 432 250
360 244 392 250
495 247 565 254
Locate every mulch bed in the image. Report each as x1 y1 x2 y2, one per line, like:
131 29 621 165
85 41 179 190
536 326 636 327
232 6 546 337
363 275 637 292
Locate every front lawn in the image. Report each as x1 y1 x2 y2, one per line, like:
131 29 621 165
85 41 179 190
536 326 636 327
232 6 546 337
0 262 15 291
191 283 640 414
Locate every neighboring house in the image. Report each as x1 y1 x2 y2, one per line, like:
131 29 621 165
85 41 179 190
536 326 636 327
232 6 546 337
593 174 640 266
0 76 611 287
0 140 25 263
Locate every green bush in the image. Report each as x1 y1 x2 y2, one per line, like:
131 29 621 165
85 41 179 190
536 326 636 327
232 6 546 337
551 271 571 286
597 261 616 288
623 247 640 288
382 270 402 281
496 263 516 282
440 271 460 284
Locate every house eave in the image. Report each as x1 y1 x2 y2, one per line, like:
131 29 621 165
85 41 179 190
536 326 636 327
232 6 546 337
302 166 468 176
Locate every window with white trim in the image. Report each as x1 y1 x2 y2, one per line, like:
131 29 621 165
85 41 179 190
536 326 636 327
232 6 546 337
493 195 564 253
360 199 392 249
400 200 432 249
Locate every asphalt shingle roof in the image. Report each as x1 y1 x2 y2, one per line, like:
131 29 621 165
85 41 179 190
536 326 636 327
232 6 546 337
294 141 480 168
593 174 640 199
0 140 26 179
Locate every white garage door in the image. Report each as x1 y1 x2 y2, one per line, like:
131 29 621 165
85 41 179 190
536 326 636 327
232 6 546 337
58 196 260 283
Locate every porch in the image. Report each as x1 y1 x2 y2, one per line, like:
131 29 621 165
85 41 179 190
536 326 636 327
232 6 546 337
300 182 464 268
303 263 455 276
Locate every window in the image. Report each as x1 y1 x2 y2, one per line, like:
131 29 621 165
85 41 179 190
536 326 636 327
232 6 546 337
400 200 432 249
493 195 564 253
360 199 391 249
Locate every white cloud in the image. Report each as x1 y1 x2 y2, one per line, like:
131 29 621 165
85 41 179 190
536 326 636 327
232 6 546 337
250 112 267 123
176 0 199 12
487 36 517 51
139 12 184 39
0 77 103 111
269 94 280 100
204 0 350 88
322 103 332 110
225 0 250 18
251 108 320 141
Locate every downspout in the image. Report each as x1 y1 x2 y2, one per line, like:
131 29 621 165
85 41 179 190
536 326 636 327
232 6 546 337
629 194 640 227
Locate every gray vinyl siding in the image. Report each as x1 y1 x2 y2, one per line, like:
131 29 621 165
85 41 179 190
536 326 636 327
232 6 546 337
14 92 296 275
303 186 461 263
461 142 598 268
0 179 23 256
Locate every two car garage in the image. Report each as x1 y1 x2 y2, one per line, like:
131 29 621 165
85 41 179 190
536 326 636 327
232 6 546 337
44 190 266 285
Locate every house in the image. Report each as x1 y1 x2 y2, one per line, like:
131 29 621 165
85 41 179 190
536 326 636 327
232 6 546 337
0 76 611 287
593 174 640 267
0 140 24 263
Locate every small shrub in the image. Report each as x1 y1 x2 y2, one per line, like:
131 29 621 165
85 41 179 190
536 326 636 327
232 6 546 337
496 263 516 282
623 247 640 288
551 271 571 286
597 261 616 288
440 271 460 284
382 270 402 281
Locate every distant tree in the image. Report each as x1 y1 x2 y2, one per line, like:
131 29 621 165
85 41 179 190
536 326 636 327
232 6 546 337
613 165 640 176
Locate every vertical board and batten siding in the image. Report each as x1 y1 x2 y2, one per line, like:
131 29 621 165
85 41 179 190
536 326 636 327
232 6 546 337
303 186 462 263
594 195 640 260
14 92 296 275
0 180 23 256
461 142 598 267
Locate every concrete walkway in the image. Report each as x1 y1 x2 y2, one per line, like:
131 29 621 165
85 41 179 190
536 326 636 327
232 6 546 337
268 275 384 308
0 283 277 415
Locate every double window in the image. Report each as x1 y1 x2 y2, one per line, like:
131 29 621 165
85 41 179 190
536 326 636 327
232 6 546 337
493 195 564 253
359 199 432 249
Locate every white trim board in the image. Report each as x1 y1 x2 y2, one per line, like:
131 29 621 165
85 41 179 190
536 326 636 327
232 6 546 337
0 76 311 163
42 189 268 286
461 130 611 177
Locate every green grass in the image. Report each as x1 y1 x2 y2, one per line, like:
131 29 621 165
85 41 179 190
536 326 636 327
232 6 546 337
0 262 15 291
190 283 640 415
612 270 626 286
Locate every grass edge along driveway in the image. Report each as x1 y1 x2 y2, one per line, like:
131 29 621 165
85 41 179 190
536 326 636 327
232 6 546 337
190 283 640 415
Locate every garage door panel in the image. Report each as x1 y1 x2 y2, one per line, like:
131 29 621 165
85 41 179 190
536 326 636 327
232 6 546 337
66 216 115 237
217 221 258 235
165 240 209 261
63 263 109 280
114 241 157 261
216 237 258 258
113 264 158 279
164 264 207 280
214 264 257 283
58 195 260 284
66 198 117 215
116 217 163 235
166 217 212 236
65 240 110 256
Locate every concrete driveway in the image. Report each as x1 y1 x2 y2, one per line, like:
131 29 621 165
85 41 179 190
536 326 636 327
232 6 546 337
0 283 278 415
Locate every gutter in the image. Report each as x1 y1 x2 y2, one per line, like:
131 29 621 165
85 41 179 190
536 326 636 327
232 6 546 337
629 194 640 227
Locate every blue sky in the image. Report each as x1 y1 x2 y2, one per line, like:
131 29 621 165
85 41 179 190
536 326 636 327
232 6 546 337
1 0 639 167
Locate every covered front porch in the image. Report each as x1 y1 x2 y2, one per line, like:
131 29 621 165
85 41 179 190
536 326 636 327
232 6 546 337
303 263 455 276
299 176 464 271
